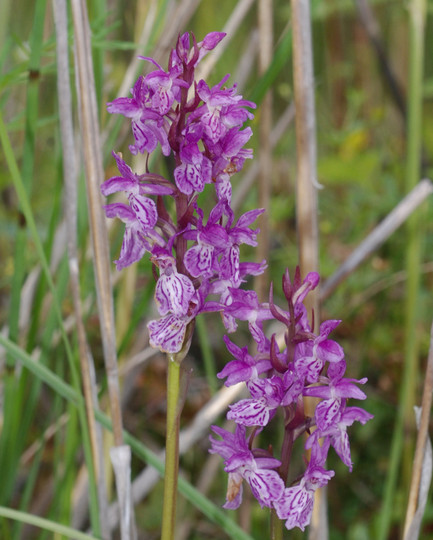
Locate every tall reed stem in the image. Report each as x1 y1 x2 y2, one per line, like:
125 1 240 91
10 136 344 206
161 356 181 540
378 1 426 538
291 1 324 537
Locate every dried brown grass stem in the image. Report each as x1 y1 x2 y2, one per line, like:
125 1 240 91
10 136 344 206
53 0 110 537
403 321 433 538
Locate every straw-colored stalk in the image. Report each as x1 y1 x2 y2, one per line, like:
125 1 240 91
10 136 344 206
290 1 324 539
378 1 427 537
70 0 137 537
52 0 110 537
70 0 124 447
255 0 273 302
403 321 433 538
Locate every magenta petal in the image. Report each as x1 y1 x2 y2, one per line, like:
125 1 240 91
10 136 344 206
200 31 226 51
317 339 344 363
223 475 243 510
331 430 353 470
104 202 135 221
101 176 136 196
131 120 158 154
273 485 311 526
220 245 240 282
106 97 139 117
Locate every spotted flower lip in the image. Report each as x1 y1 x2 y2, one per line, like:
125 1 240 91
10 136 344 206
147 312 194 354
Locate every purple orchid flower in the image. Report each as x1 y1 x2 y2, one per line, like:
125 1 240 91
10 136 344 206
107 77 170 156
217 335 272 386
227 376 284 427
138 56 188 115
306 406 373 471
191 75 255 144
303 361 368 431
273 462 335 531
294 319 344 384
223 288 273 350
153 252 195 317
209 424 284 510
174 137 212 194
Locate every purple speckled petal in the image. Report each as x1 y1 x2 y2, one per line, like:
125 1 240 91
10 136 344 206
227 398 270 427
245 468 285 509
131 120 158 154
155 271 195 316
115 221 148 270
184 243 214 278
273 486 314 531
174 163 204 194
220 245 240 282
331 430 352 470
129 194 158 229
317 339 344 363
101 176 136 196
147 313 190 353
106 97 140 118
315 398 341 431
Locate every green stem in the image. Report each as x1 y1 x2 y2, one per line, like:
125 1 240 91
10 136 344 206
161 356 181 540
196 316 217 395
378 1 426 538
270 508 284 540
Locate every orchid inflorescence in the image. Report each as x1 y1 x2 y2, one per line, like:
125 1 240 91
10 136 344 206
101 31 372 532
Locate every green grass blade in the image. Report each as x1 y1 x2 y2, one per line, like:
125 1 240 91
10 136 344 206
377 1 427 538
0 507 99 540
0 0 48 507
247 26 292 107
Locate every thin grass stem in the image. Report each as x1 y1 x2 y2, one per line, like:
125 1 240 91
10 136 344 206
403 320 433 537
0 111 101 536
255 0 273 301
378 1 427 537
71 0 124 447
53 0 110 536
291 1 324 538
0 506 99 540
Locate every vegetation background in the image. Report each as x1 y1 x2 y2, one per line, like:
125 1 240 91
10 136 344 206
0 0 432 539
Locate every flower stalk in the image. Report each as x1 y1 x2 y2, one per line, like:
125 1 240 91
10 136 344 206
161 356 181 540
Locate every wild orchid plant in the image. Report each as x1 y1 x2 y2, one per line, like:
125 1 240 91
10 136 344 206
101 31 373 536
